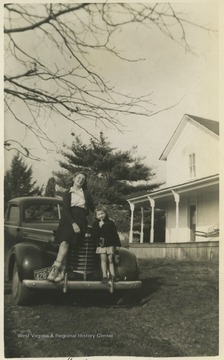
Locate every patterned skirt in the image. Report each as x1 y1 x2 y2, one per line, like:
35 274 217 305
96 246 115 255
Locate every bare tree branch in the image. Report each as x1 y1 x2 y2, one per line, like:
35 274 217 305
4 3 215 159
4 3 90 33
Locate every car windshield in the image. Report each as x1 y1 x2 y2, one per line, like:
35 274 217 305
23 202 62 222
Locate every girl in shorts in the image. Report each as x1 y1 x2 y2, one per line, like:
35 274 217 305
92 205 121 283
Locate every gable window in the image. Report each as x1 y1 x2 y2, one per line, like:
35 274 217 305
189 153 196 178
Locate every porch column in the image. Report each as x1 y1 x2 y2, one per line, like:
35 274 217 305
128 201 135 244
171 190 180 242
147 197 155 243
140 207 144 244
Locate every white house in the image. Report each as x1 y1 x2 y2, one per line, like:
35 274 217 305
127 114 219 244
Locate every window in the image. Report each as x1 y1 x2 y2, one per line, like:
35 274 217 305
189 153 196 178
24 203 62 222
8 205 20 222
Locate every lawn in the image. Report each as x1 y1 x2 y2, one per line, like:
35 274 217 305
4 258 218 357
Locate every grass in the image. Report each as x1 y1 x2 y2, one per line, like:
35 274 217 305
4 258 218 357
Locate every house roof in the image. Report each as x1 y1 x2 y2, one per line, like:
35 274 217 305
160 114 219 160
127 174 219 207
188 114 219 135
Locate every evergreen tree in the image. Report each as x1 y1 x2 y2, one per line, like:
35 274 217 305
4 153 42 208
54 133 161 205
45 177 56 197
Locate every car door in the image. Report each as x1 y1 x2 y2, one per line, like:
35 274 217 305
4 203 22 257
20 201 61 246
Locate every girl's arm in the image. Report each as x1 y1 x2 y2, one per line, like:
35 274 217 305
91 222 100 242
62 192 77 225
84 190 95 214
111 221 121 247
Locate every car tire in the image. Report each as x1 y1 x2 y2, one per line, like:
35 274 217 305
12 263 32 305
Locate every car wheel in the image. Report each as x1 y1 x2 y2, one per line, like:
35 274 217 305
12 263 32 305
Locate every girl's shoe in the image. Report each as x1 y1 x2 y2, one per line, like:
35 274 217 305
102 277 108 284
47 266 60 282
54 268 65 283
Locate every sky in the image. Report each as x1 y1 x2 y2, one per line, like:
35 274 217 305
3 1 220 189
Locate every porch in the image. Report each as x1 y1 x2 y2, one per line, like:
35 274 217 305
127 174 219 244
129 240 219 262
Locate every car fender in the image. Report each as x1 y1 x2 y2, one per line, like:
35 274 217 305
115 248 140 280
7 243 54 281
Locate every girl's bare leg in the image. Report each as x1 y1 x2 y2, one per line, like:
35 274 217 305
108 254 115 277
100 253 108 278
54 241 69 266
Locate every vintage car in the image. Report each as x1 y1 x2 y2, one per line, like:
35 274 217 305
4 196 142 305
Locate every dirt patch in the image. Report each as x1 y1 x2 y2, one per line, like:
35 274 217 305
4 258 218 358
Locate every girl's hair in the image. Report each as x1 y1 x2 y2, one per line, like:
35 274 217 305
68 171 87 189
94 205 108 217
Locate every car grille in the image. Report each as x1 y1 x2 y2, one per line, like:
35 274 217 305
67 236 99 280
